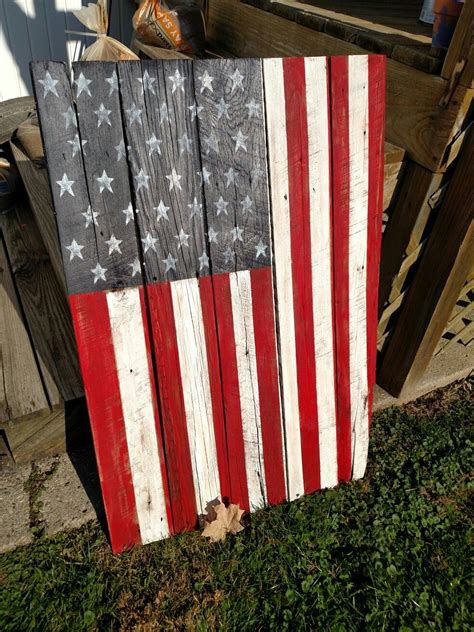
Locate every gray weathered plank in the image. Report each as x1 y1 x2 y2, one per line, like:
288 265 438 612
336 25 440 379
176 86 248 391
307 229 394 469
193 58 272 274
30 61 98 296
118 60 208 283
72 61 143 292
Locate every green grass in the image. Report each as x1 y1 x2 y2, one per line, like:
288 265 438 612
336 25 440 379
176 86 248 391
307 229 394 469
1 380 473 631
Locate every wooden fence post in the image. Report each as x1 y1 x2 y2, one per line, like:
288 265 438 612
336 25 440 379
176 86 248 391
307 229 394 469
377 129 474 396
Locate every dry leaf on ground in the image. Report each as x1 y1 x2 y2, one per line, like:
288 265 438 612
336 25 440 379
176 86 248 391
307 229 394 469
201 502 244 542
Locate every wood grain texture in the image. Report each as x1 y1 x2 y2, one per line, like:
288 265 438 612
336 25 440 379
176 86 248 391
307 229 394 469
0 202 82 404
118 59 207 284
72 61 143 293
205 0 470 173
9 140 65 293
193 58 271 275
263 57 304 501
0 234 49 422
378 129 474 396
30 61 98 295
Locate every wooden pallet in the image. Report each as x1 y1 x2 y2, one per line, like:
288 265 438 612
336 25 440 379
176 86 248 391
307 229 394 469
0 139 84 463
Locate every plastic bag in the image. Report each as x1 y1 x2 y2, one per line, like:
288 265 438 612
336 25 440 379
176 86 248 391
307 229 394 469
133 0 206 56
73 0 139 61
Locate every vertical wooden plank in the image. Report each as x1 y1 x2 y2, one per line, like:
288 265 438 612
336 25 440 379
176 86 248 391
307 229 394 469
31 61 99 295
72 60 143 293
329 55 352 483
0 237 49 421
195 58 285 509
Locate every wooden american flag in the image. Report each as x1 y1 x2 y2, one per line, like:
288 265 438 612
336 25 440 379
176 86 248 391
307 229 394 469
31 56 385 553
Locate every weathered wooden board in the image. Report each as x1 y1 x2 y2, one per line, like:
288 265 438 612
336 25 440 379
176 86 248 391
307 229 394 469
31 56 385 552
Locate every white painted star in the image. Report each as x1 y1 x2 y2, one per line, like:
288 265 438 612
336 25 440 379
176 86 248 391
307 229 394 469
105 234 122 255
216 97 230 120
231 225 244 243
142 232 158 253
94 103 112 127
223 246 234 264
65 239 84 261
232 129 248 152
39 71 59 98
215 196 229 216
96 170 114 194
126 103 142 126
197 167 211 185
198 70 214 93
207 226 218 244
105 70 118 96
138 69 156 95
162 253 178 273
129 257 141 277
175 228 190 249
251 166 265 183
134 169 150 192
115 139 126 162
198 250 209 271
82 205 99 228
188 103 203 121
154 200 170 222
74 72 92 97
255 239 268 259
178 132 192 155
62 106 76 129
158 102 169 125
166 168 182 191
188 197 202 218
91 263 107 284
146 134 162 157
230 68 244 93
67 134 87 157
122 202 134 225
168 69 186 94
224 167 238 187
203 132 219 155
240 195 253 213
245 99 261 118
56 173 74 197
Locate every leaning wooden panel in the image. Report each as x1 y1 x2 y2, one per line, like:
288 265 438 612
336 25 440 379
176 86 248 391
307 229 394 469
31 56 386 552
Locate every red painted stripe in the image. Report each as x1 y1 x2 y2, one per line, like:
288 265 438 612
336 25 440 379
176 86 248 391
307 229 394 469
139 286 173 532
199 275 232 502
250 266 286 504
283 57 321 494
146 281 196 532
69 291 141 553
330 56 352 482
367 56 386 426
212 272 249 511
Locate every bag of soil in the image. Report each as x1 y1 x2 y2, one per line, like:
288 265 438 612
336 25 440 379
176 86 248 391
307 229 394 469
133 0 206 56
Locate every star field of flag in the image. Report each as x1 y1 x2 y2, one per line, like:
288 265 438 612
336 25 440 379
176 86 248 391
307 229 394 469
31 57 386 553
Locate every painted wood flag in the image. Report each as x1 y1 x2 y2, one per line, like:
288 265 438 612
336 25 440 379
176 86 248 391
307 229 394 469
31 56 385 553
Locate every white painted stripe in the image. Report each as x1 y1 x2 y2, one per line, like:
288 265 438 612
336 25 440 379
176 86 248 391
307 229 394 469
305 57 339 489
263 58 304 500
348 56 370 479
171 277 220 514
106 287 169 544
230 270 267 509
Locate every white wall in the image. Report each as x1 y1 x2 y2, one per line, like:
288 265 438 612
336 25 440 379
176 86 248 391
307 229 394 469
0 0 134 102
